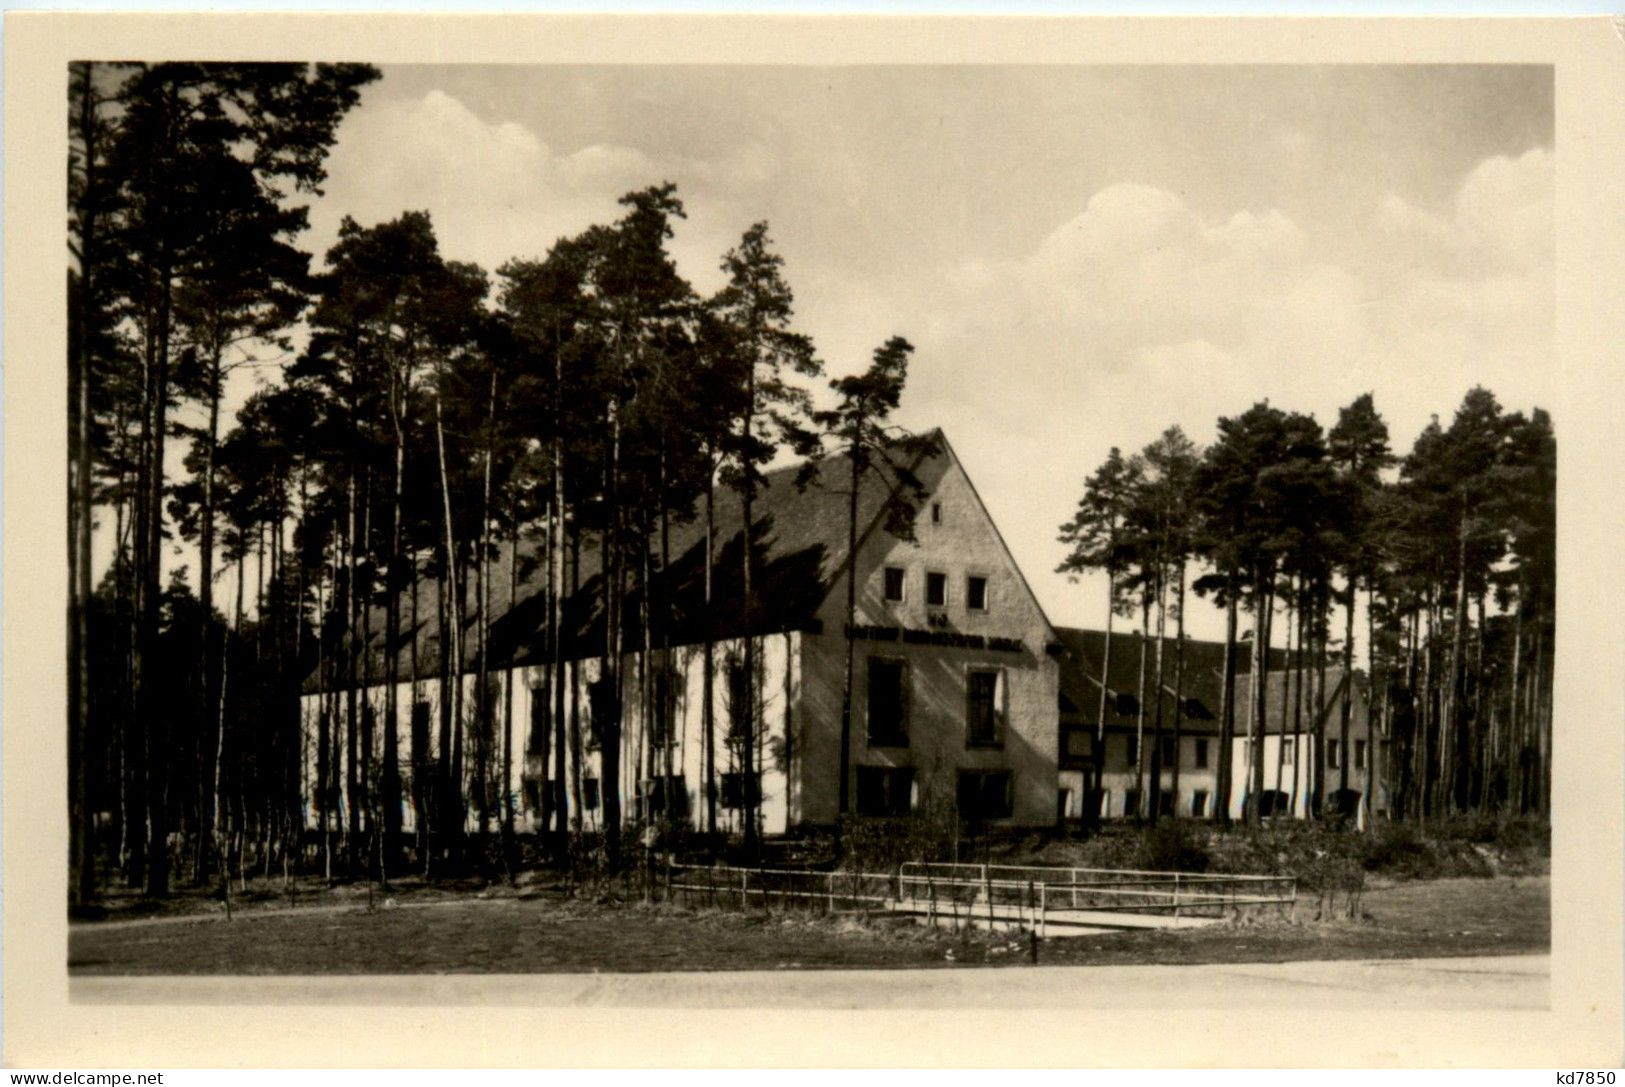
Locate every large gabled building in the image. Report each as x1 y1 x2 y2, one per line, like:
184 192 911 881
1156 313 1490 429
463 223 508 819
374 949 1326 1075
299 431 1064 839
1054 626 1386 823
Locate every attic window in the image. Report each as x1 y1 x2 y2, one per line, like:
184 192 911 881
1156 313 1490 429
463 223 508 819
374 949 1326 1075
931 502 942 524
966 575 988 612
926 571 947 608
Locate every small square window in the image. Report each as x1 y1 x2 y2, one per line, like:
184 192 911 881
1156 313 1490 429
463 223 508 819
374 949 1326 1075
926 571 947 607
966 575 988 611
882 566 905 603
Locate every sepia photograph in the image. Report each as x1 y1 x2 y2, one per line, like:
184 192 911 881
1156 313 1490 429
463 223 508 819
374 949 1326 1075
8 11 1624 1071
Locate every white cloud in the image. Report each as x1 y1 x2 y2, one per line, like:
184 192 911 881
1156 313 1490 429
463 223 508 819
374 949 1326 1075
901 157 1552 631
309 88 779 284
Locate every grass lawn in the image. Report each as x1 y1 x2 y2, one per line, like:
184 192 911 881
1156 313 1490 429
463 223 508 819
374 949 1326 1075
67 874 1548 976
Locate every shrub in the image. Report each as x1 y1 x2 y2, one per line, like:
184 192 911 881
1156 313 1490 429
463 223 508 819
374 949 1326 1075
1135 821 1211 873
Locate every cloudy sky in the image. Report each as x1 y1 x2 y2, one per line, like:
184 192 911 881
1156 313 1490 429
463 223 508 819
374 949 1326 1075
253 63 1554 640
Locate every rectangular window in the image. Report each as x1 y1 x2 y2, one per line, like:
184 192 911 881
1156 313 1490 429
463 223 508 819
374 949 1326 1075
650 669 676 747
1159 735 1177 769
1158 790 1176 817
866 658 908 745
719 771 761 811
1124 734 1139 768
1124 789 1142 818
648 774 689 819
726 660 752 742
1195 738 1210 769
411 701 432 771
856 766 915 817
956 770 1013 821
966 575 988 612
1192 789 1210 817
883 566 905 603
1355 739 1367 770
925 571 947 607
931 501 942 524
1064 728 1092 761
587 678 616 750
1282 736 1296 762
527 686 548 754
583 776 601 811
965 669 1003 747
1327 739 1340 770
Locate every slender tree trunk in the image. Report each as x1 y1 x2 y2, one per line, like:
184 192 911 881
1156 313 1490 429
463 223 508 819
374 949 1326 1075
69 60 102 908
1508 586 1524 812
1149 568 1168 825
550 500 568 853
1248 570 1272 825
549 347 569 855
739 416 760 859
474 374 496 840
1170 561 1187 816
1134 594 1149 819
568 532 584 834
1365 583 1379 831
837 449 860 818
382 374 407 870
1215 587 1238 826
433 395 464 855
703 466 717 836
141 257 176 898
1449 514 1470 813
601 401 624 865
503 496 518 844
1290 586 1306 817
410 550 427 870
1313 587 1329 820
1275 584 1293 816
1095 568 1116 826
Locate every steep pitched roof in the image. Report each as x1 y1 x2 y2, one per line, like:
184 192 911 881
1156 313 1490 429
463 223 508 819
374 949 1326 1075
308 433 944 691
1054 625 1359 735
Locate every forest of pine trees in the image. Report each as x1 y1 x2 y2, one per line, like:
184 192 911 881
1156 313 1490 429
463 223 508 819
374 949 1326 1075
1056 392 1555 829
68 63 1555 908
68 62 950 903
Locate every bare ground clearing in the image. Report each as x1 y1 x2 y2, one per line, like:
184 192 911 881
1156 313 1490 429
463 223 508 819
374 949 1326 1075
68 874 1548 975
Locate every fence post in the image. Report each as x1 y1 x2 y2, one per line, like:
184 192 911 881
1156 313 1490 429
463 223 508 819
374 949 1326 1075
741 868 749 910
